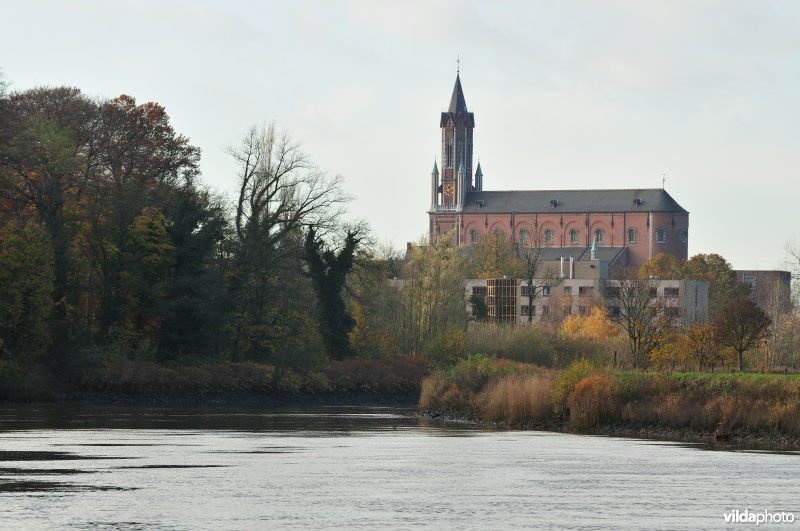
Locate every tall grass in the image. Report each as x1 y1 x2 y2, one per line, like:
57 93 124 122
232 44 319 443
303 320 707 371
420 360 800 438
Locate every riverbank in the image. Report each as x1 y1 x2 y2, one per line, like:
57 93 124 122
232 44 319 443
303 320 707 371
1 358 428 406
419 356 800 451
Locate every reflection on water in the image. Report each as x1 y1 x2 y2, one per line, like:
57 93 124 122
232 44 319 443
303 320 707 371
0 405 797 530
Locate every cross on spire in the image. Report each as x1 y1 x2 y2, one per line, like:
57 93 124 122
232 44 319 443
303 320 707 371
457 55 460 74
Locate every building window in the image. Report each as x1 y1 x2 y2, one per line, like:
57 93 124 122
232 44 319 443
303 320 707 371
606 287 620 298
472 286 487 297
594 229 604 244
627 228 636 243
743 275 756 294
563 306 572 316
665 307 680 317
445 141 453 168
521 305 536 316
544 229 554 245
470 229 478 245
656 228 666 243
579 286 594 297
579 306 589 316
664 287 679 298
542 286 551 296
563 286 572 296
649 287 658 298
521 285 530 296
542 305 550 316
519 229 529 246
570 229 579 245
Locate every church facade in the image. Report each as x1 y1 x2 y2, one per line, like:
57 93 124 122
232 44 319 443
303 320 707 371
428 74 689 272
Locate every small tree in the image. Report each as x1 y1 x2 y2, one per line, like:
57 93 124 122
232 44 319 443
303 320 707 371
713 298 771 371
606 278 677 369
518 234 561 323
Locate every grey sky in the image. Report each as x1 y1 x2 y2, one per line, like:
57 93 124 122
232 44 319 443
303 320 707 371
2 0 798 269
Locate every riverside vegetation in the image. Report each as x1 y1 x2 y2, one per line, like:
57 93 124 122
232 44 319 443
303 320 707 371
420 356 800 446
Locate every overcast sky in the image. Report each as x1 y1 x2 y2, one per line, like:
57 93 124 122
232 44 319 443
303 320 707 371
3 0 799 269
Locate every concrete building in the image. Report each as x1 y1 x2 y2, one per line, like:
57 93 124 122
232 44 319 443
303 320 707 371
735 270 792 315
465 252 708 326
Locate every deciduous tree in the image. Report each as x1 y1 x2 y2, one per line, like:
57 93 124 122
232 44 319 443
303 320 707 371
713 298 771 371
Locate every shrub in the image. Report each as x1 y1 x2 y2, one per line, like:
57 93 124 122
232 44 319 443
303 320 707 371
551 359 598 416
422 326 469 368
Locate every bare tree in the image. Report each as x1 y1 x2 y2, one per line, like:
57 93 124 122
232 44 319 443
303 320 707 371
518 235 561 323
229 123 346 252
226 123 348 361
606 278 677 369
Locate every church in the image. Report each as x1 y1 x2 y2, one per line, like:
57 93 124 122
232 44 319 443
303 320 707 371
428 73 689 272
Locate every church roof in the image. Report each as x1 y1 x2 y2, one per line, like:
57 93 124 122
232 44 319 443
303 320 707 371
461 188 687 214
448 74 468 114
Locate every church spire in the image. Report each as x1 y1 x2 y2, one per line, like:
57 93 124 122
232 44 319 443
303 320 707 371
448 73 468 114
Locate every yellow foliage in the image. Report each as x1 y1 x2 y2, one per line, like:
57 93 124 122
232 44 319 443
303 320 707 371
560 308 618 340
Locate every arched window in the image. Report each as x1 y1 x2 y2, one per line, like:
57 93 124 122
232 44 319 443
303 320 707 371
544 229 554 245
656 228 666 243
570 229 579 245
445 141 453 168
470 229 478 245
627 228 636 243
519 229 529 246
594 229 604 244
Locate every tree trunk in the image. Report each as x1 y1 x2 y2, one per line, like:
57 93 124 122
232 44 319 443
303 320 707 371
738 350 744 372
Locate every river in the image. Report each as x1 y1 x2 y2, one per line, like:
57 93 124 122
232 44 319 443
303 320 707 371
0 404 797 529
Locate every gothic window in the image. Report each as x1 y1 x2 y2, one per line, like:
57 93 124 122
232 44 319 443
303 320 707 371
570 228 579 245
445 141 453 168
519 229 530 246
594 229 604 244
656 228 666 243
470 229 478 245
627 228 636 243
544 229 554 245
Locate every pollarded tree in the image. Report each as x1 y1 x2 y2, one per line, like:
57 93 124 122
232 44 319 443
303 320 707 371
713 298 771 372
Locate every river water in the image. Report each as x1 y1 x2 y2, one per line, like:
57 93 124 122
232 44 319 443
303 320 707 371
0 405 797 530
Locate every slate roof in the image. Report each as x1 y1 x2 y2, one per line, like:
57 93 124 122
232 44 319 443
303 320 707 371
448 74 468 114
461 189 687 214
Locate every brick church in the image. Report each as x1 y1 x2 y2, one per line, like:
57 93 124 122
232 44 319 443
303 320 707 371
428 73 689 272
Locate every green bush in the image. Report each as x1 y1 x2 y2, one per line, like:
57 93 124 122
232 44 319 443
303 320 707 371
422 326 469 368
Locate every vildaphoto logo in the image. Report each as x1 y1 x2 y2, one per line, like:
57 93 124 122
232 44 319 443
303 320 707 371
723 509 795 525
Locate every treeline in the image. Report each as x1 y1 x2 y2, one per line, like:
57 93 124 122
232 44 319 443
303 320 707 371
0 81 416 399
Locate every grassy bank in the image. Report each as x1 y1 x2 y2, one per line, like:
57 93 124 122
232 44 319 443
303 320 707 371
419 356 800 446
1 357 428 405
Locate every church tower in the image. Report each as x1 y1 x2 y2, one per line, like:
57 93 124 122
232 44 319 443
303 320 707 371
438 72 475 208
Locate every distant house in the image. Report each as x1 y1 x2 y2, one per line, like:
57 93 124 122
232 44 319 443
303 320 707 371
735 270 792 315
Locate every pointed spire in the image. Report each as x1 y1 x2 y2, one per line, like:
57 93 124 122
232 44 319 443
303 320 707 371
475 161 483 177
591 233 599 260
448 73 468 114
458 161 465 175
431 160 439 175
